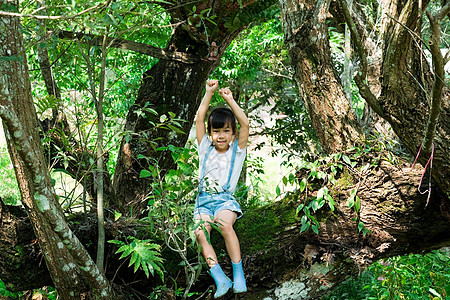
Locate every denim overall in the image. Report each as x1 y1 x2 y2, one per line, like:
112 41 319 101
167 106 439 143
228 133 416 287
194 141 243 219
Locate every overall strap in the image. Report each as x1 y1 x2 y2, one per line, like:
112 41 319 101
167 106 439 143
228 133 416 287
222 140 238 193
199 144 214 192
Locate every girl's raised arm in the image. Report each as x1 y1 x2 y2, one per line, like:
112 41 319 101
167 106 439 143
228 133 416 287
219 88 249 149
196 80 219 144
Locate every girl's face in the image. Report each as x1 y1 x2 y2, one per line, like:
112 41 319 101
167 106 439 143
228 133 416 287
210 124 234 153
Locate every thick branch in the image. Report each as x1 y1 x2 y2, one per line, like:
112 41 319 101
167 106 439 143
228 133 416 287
421 5 447 152
57 30 199 64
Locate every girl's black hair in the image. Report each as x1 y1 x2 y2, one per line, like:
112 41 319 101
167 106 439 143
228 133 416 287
207 107 237 135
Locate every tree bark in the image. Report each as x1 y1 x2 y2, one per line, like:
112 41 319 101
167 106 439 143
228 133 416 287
377 0 450 196
279 0 362 153
0 2 114 298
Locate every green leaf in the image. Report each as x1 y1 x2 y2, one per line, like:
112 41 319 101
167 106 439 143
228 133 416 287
142 262 150 278
355 196 361 213
296 204 304 214
166 124 185 134
317 187 324 202
301 215 308 225
276 185 281 196
282 176 288 186
317 197 325 209
311 199 318 212
358 221 364 232
347 188 357 209
299 178 307 193
143 107 158 115
304 206 311 217
311 224 319 235
114 210 122 221
327 195 335 211
360 163 370 173
343 155 352 166
140 169 152 178
300 221 310 233
316 171 326 179
289 173 295 184
347 196 355 209
363 228 371 237
108 239 124 245
331 165 337 175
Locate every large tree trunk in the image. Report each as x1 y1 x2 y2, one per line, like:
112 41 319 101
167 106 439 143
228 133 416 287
0 2 114 298
279 0 362 153
376 0 450 196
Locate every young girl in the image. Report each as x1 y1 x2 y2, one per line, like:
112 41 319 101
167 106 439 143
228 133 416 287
194 79 249 298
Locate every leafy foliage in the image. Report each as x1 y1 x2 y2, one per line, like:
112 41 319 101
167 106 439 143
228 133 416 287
212 8 318 156
276 144 382 235
0 140 20 205
108 237 165 281
0 278 19 299
138 144 204 297
0 278 57 300
323 249 450 300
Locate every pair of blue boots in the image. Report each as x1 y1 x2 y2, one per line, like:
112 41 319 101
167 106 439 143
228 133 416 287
210 261 247 298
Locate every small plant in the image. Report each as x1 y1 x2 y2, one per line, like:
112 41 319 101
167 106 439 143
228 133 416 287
0 278 20 299
108 237 165 281
276 145 374 235
139 144 202 298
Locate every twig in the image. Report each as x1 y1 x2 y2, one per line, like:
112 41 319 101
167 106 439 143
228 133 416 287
57 30 199 64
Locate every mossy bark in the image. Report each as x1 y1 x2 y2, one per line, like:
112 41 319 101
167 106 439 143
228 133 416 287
2 157 448 298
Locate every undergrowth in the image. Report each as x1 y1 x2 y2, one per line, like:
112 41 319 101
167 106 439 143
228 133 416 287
322 248 450 300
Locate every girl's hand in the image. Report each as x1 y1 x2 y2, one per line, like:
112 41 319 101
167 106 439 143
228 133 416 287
205 79 219 94
219 88 234 103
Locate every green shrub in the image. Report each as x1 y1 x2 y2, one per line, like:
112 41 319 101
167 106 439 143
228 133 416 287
323 249 450 300
0 278 20 299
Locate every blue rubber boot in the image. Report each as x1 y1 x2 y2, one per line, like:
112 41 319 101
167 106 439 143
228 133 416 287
209 264 232 298
232 260 247 293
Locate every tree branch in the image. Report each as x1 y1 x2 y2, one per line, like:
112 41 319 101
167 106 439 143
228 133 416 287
57 30 199 64
422 6 446 152
337 0 384 117
435 1 450 21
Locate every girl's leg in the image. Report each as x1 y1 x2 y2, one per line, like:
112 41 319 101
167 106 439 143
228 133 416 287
214 210 240 263
195 213 232 298
214 209 247 293
195 214 217 267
